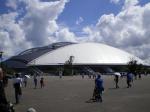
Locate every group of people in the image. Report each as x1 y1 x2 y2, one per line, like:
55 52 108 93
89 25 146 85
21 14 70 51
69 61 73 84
13 74 45 104
114 72 135 89
33 75 45 89
0 67 45 111
91 72 139 103
0 65 146 112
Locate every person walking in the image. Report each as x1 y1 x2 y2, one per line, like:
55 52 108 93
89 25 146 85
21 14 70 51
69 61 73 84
40 77 44 88
59 71 63 79
13 73 22 104
114 75 119 88
23 76 28 87
33 75 38 89
93 75 104 102
127 72 133 88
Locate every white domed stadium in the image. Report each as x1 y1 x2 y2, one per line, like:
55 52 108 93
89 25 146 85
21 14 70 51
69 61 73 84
4 42 146 74
28 42 144 66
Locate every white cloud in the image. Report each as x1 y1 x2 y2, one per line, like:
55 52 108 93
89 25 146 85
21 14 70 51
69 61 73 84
20 0 68 46
82 26 102 42
110 0 120 4
76 17 84 25
144 57 150 65
123 0 139 9
0 12 32 57
81 1 150 63
1 0 150 64
55 28 77 42
0 0 69 58
6 0 18 10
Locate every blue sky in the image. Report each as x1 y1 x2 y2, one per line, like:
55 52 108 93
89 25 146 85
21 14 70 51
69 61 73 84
0 0 150 63
0 0 149 29
57 0 148 31
57 0 122 31
0 0 149 21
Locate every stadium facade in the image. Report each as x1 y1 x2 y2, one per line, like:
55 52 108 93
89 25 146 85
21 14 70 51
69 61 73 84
4 42 146 75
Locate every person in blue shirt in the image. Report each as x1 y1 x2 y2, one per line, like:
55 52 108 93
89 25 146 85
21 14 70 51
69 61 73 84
127 72 133 88
93 74 104 102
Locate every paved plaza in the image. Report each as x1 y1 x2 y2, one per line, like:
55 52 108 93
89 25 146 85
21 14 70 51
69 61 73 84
5 75 150 112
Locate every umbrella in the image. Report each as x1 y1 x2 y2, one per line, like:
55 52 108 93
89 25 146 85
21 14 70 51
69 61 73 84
25 75 31 79
114 72 121 76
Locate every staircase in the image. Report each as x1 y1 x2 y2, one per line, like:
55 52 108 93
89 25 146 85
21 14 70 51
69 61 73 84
83 66 97 75
29 67 44 76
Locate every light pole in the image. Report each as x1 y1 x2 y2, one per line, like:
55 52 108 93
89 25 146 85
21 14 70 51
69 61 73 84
70 56 75 75
0 51 3 68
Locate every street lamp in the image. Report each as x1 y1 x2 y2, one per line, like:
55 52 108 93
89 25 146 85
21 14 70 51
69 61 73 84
0 51 3 67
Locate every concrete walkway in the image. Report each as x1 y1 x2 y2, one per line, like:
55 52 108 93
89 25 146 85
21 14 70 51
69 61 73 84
5 75 150 112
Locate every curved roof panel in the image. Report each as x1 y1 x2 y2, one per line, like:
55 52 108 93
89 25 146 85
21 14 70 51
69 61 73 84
28 43 145 66
5 42 75 68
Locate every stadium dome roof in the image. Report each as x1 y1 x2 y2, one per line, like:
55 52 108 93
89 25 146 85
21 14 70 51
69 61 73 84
4 42 75 68
28 42 145 66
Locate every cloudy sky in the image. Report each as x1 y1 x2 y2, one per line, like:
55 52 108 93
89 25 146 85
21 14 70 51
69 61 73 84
0 0 150 64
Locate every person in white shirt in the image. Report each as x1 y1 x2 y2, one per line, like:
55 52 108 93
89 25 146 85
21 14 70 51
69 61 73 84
13 73 22 104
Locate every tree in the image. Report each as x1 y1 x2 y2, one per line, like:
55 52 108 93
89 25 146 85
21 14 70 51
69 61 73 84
63 56 75 76
127 58 138 73
127 58 145 79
